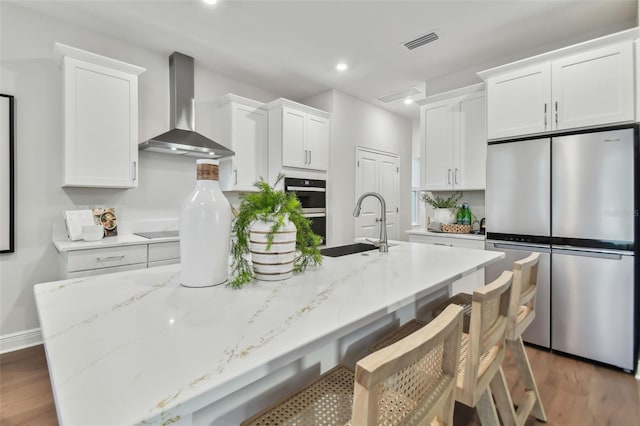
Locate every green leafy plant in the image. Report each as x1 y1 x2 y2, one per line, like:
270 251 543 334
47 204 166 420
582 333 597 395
230 174 323 288
420 191 463 213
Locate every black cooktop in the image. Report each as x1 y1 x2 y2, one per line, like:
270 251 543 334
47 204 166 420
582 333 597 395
133 231 179 239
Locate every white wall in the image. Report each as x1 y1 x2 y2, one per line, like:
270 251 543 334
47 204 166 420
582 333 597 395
303 90 412 246
0 2 278 339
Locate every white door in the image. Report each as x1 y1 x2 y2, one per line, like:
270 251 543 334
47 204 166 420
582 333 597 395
378 156 399 241
454 92 486 189
64 57 138 187
487 63 551 139
233 104 267 189
552 42 634 130
281 107 306 169
306 114 329 171
355 148 399 241
422 100 453 190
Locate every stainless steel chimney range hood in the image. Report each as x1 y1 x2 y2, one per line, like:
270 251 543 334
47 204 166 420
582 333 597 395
139 52 234 158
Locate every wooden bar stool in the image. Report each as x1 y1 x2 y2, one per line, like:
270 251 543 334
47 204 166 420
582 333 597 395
504 253 547 424
369 271 516 425
241 304 464 426
430 252 546 425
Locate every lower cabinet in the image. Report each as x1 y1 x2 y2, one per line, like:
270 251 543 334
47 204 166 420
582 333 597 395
408 234 485 295
148 242 181 268
60 241 180 278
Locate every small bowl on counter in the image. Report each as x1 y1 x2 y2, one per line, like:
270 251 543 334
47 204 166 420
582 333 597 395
82 225 104 241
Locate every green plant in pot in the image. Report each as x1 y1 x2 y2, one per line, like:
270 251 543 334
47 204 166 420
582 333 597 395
420 191 462 224
230 174 323 288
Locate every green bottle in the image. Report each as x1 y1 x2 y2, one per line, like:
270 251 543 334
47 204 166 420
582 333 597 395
456 204 465 224
462 203 472 225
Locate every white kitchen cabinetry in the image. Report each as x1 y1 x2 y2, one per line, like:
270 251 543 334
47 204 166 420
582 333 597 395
53 43 145 188
407 233 485 295
59 241 180 278
61 245 148 278
147 241 181 268
420 86 486 190
267 98 330 173
484 40 634 140
216 94 267 192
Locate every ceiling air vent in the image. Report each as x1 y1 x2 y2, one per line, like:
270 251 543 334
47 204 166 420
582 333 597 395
403 32 439 51
377 86 421 103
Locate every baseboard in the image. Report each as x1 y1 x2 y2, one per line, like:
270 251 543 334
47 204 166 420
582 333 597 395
0 328 42 354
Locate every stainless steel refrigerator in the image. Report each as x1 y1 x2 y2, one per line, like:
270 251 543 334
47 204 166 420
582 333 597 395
484 126 637 371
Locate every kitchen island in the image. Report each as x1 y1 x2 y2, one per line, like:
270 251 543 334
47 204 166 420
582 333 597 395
34 241 503 425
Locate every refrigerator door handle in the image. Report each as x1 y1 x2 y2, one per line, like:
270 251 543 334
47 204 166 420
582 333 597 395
553 247 624 260
492 242 550 252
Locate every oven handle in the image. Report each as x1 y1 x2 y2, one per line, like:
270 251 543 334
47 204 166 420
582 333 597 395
286 186 326 192
302 213 326 218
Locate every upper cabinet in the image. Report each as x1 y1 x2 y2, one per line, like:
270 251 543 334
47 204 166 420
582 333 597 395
486 63 551 139
481 34 635 140
266 99 330 173
419 85 486 191
53 43 145 188
216 94 267 192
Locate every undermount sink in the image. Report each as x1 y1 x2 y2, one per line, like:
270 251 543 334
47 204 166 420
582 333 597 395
320 243 379 257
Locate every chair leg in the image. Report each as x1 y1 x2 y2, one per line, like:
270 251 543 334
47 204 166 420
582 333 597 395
507 337 547 422
441 387 456 425
476 388 501 426
489 366 517 426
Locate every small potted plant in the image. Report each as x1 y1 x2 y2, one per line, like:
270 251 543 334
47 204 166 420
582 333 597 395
420 191 462 224
230 174 323 288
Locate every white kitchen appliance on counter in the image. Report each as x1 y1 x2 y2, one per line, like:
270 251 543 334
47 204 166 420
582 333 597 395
484 125 637 372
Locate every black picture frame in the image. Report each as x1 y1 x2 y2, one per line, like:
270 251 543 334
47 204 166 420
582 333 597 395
1 94 14 253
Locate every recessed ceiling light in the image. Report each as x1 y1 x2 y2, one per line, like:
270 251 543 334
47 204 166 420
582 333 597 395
203 0 218 5
170 147 178 151
336 63 348 72
403 98 414 105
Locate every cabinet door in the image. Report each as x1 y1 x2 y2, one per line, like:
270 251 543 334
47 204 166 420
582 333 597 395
422 101 454 190
552 42 634 130
63 58 138 188
454 92 486 189
487 63 551 139
281 107 307 169
233 104 267 189
306 114 329 171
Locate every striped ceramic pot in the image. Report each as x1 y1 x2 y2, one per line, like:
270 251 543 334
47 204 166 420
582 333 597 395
249 216 297 281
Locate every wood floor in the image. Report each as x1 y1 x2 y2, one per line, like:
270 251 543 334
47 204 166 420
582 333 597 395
1 344 638 425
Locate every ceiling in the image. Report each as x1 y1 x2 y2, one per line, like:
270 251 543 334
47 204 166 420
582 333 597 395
12 0 638 120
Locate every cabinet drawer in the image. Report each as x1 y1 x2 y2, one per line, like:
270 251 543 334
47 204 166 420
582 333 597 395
148 242 180 262
66 245 147 272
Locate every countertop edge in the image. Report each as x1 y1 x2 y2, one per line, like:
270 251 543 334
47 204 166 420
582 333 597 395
405 228 486 241
53 235 179 252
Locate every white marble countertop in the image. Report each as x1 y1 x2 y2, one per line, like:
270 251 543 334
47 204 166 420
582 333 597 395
53 233 179 252
35 242 502 425
406 227 486 241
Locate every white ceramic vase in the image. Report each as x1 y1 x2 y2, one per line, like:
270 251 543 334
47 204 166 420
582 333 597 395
433 208 456 224
249 216 297 281
180 159 232 287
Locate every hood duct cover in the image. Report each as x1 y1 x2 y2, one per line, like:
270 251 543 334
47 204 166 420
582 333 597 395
139 52 234 158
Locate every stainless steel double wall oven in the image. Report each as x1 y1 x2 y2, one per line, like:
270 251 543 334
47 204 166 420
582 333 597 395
284 177 326 244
